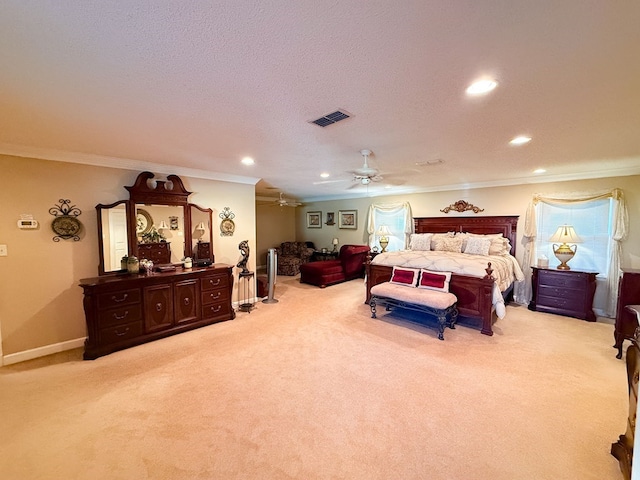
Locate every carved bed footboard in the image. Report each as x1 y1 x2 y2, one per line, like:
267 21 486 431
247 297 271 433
365 263 497 336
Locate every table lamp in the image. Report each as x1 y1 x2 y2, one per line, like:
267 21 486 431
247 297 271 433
376 225 392 253
549 224 582 270
332 238 339 252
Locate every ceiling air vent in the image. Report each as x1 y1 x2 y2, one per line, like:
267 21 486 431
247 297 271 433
309 109 352 127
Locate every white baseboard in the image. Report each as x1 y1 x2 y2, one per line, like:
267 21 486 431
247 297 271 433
2 337 86 366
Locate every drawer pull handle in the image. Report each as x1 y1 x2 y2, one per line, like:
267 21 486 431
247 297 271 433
115 327 130 336
209 279 221 286
184 298 190 306
210 292 221 300
111 293 128 303
213 305 221 313
112 311 129 321
156 303 163 312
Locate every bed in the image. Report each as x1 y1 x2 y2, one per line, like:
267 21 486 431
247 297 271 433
365 215 522 336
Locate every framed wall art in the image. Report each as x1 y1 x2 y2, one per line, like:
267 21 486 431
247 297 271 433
326 212 335 225
307 211 322 228
338 210 357 229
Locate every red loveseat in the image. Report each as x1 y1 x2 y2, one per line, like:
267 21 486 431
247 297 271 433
299 244 371 288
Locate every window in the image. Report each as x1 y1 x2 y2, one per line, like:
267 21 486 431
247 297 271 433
535 199 613 277
367 203 412 252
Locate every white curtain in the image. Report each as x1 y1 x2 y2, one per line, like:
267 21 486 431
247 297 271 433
517 188 628 315
366 202 413 250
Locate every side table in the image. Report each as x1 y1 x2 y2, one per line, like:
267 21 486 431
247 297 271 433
312 251 339 262
238 271 255 313
528 267 598 321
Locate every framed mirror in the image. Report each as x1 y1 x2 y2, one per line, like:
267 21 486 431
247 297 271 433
134 204 186 264
190 203 214 265
96 200 130 275
96 171 215 275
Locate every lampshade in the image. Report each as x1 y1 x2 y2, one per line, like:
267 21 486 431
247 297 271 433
196 222 206 231
157 220 169 230
549 225 582 270
376 225 392 237
548 225 583 244
332 238 338 245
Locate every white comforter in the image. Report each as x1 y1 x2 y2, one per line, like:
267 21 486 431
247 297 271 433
371 250 525 319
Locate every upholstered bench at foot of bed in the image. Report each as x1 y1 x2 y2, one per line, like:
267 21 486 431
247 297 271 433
369 282 458 340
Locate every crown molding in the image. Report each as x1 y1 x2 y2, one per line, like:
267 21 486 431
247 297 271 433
0 143 260 186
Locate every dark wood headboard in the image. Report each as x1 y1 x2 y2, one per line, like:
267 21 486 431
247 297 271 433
413 216 519 256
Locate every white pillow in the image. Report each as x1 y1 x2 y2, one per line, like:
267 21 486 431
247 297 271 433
464 237 491 256
489 237 511 256
434 236 463 253
409 233 433 251
430 232 455 250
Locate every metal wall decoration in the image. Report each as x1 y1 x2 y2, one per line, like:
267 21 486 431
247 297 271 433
219 207 236 236
49 199 83 241
440 200 485 214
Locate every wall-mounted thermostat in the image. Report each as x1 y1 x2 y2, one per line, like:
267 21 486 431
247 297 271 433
18 219 39 229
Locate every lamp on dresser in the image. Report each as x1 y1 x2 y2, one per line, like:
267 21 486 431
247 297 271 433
549 224 582 270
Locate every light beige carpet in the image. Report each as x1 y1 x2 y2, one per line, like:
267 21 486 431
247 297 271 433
0 275 628 480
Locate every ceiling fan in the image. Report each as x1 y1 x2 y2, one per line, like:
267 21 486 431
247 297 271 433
349 149 383 186
274 192 302 207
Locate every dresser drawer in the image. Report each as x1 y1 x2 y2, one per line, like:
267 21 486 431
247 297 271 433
202 302 232 319
539 270 589 289
202 274 229 291
99 304 143 327
99 321 143 345
202 288 228 305
538 294 584 312
538 285 585 300
97 288 141 309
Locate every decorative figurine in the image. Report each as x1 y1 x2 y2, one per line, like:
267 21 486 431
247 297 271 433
237 240 250 274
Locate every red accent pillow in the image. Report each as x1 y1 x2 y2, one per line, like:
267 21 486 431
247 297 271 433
390 266 420 286
417 269 451 292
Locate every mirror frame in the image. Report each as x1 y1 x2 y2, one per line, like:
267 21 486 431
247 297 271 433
189 203 215 265
126 172 191 262
96 200 131 275
96 171 215 275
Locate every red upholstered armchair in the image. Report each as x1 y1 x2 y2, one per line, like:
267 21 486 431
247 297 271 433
300 244 371 288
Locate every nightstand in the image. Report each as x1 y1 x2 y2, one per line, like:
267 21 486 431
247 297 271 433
528 267 598 321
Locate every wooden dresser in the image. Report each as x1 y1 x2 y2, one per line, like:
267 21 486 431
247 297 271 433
611 329 639 480
615 270 640 359
137 242 171 264
79 264 235 359
529 267 597 321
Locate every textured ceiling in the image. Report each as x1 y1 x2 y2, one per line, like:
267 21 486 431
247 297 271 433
1 1 639 203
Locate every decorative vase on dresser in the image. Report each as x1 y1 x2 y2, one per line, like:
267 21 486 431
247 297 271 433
614 269 640 359
528 267 598 321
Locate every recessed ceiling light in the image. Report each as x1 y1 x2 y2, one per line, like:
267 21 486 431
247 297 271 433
320 172 330 178
533 168 546 174
241 156 255 165
466 79 498 96
509 136 532 146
